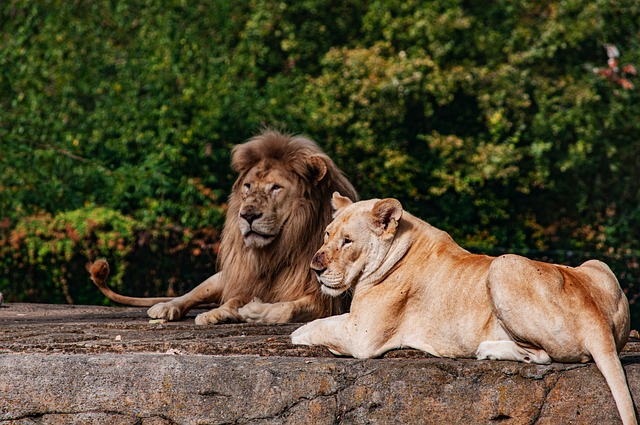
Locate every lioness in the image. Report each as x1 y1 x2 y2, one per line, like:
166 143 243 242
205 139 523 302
292 193 636 425
91 130 357 325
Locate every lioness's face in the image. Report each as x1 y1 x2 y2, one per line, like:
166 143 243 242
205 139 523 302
238 163 299 249
311 210 364 296
311 194 403 296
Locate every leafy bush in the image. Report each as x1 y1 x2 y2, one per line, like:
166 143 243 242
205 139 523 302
0 207 136 304
0 207 219 304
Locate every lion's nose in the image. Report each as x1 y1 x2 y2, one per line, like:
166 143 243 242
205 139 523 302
240 211 262 225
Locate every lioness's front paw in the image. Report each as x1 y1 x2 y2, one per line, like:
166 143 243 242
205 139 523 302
147 302 183 321
291 324 313 346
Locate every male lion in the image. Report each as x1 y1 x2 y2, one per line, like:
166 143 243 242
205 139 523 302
292 193 636 425
90 130 357 325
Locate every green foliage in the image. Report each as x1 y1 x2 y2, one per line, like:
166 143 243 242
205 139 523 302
302 0 640 253
0 0 638 326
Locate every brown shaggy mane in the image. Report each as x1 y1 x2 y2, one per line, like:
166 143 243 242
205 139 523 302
218 130 358 317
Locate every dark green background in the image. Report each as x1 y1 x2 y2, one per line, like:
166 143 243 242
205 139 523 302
1 0 638 328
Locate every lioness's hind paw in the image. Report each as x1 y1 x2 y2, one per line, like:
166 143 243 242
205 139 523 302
476 340 552 364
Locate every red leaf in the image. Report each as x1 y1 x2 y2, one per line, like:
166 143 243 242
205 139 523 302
619 78 634 90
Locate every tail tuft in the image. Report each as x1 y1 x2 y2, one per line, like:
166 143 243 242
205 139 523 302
90 259 110 285
87 258 173 307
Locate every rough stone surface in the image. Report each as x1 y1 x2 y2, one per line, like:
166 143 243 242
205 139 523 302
0 303 638 424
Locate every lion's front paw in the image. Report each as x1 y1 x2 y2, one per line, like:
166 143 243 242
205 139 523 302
147 302 183 321
238 298 292 323
194 310 220 326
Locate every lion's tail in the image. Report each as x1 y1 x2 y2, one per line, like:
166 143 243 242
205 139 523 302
587 334 637 425
89 259 174 307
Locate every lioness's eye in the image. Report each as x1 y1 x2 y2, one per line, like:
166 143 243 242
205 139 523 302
324 232 329 242
342 237 352 247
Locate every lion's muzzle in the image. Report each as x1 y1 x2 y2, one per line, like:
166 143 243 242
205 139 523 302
240 210 262 225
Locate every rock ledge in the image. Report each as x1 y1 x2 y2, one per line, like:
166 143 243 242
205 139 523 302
1 303 638 424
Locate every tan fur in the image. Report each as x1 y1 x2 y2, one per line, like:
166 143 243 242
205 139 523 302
91 130 357 325
292 193 636 425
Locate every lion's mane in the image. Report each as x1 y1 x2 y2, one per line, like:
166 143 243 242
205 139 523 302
218 130 357 318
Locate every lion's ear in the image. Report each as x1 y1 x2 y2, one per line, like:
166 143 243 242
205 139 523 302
372 198 403 236
307 155 328 184
332 192 353 211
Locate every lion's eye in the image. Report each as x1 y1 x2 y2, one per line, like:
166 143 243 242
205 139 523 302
270 184 282 193
243 183 251 194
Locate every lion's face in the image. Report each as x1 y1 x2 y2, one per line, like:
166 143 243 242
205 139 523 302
310 193 403 296
237 161 301 249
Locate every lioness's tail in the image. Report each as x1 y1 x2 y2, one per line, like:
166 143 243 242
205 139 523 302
89 259 174 307
587 335 637 425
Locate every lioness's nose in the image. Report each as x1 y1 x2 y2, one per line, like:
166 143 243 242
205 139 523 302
240 211 262 225
311 252 327 274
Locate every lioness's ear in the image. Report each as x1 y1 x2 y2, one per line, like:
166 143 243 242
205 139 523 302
332 191 353 211
372 198 403 236
307 155 328 184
